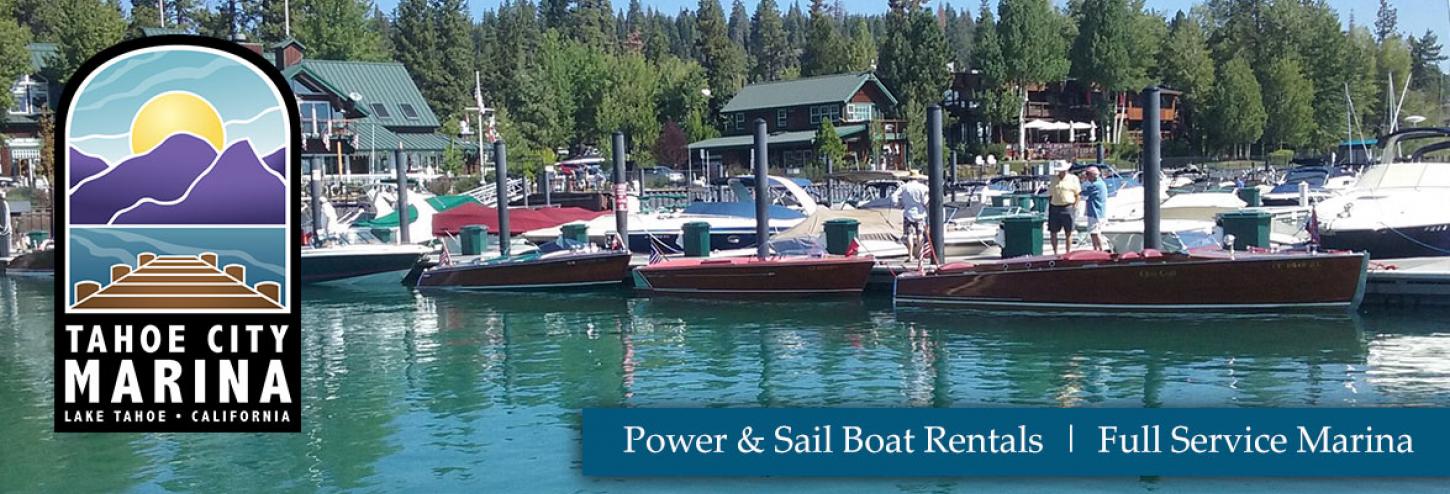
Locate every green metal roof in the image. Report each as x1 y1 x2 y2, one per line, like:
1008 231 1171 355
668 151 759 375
687 124 867 151
27 43 56 72
719 72 898 113
286 59 440 128
349 120 473 153
140 27 190 37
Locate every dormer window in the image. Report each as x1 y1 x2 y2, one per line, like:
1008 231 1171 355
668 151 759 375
370 103 390 118
400 104 420 120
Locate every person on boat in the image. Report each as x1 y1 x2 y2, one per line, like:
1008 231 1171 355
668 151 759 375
1082 166 1108 251
1047 160 1081 255
893 174 931 260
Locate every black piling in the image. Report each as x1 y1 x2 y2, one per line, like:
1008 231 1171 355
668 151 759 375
494 140 510 257
927 105 946 263
949 149 958 202
393 148 410 244
1095 142 1106 164
753 119 770 261
612 132 628 249
309 170 322 246
825 155 834 206
1142 86 1162 251
543 167 552 206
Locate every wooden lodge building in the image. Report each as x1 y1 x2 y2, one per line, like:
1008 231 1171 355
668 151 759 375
1 29 474 186
688 72 908 173
943 71 1182 159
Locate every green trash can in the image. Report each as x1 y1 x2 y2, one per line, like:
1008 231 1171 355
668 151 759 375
1013 193 1036 211
1218 210 1272 250
681 221 711 257
1001 214 1045 258
990 195 1010 208
1236 187 1262 207
460 225 489 255
25 230 47 247
1032 194 1050 214
823 218 860 255
561 223 589 245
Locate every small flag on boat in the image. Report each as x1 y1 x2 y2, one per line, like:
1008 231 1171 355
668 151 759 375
845 238 859 257
649 240 667 265
438 244 452 266
1307 208 1321 246
920 234 936 262
608 233 625 251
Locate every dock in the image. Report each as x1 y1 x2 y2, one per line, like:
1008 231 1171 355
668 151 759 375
73 252 283 310
1364 257 1450 307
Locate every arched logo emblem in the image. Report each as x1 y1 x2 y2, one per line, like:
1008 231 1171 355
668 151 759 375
54 37 302 433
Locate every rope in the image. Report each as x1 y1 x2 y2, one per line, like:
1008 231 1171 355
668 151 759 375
1378 221 1450 256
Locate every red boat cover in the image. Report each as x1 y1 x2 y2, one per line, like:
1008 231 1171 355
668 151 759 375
432 203 609 236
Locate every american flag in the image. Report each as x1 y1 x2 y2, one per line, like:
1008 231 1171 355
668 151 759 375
438 244 452 266
608 233 625 251
916 234 936 272
845 238 859 257
649 239 668 265
1307 208 1321 246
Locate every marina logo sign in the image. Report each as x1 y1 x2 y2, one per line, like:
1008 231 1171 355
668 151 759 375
52 37 303 433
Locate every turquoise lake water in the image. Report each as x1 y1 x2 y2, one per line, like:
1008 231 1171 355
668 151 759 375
2 277 1448 492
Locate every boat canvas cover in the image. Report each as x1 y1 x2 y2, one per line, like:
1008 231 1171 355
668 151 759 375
431 203 609 236
681 201 807 220
1355 161 1450 191
775 208 904 242
354 195 480 228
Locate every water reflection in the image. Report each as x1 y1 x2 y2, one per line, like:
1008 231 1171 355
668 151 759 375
2 279 1448 492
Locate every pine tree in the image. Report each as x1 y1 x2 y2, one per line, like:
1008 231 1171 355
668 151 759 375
434 0 474 119
127 0 162 38
970 0 1018 144
597 51 660 159
625 0 644 34
45 0 126 83
749 0 792 82
296 0 386 60
0 12 31 116
800 0 849 76
998 0 1069 152
941 3 974 69
782 1 806 51
1203 55 1265 157
539 0 569 30
1260 57 1314 150
1409 31 1447 91
1373 0 1396 43
844 17 874 72
196 0 260 40
814 119 846 170
11 0 63 41
674 8 698 59
1159 12 1214 149
695 0 746 113
166 0 203 32
370 6 394 58
256 0 292 43
1070 0 1135 128
727 0 749 46
393 0 441 113
573 0 617 50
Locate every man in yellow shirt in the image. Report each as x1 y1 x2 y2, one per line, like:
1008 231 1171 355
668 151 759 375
1046 161 1081 255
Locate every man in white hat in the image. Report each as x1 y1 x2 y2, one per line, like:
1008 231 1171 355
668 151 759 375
1046 160 1080 255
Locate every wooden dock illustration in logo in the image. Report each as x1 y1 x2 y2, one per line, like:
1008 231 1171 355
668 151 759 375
62 44 292 314
72 252 283 310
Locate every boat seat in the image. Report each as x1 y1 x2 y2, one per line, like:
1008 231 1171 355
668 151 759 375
1141 249 1164 258
1061 250 1112 262
1118 251 1141 260
937 262 977 273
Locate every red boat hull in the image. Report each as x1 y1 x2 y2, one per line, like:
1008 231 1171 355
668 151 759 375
416 251 632 290
634 256 875 297
894 250 1369 312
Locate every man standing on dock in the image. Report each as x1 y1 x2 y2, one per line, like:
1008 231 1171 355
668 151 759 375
1082 166 1108 251
893 174 930 261
1047 161 1081 255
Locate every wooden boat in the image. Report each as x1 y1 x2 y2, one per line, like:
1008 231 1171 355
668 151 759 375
893 249 1369 312
633 256 875 297
415 249 632 291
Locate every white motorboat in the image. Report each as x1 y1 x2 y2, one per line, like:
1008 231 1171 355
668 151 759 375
1315 128 1450 259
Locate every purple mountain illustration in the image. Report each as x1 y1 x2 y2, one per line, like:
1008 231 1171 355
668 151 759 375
69 150 109 187
68 134 285 225
262 147 286 177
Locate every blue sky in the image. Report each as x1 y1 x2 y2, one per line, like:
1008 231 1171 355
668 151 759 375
67 46 288 163
368 0 1449 69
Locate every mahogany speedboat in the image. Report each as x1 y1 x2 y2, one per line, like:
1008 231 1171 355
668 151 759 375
415 249 632 291
632 256 875 297
893 249 1368 312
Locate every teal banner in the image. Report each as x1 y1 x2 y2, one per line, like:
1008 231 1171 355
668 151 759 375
582 408 1450 477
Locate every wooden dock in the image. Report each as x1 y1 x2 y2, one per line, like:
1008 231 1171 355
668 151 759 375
1364 257 1450 307
73 252 283 310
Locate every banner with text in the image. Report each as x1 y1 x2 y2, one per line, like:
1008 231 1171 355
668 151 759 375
583 408 1450 477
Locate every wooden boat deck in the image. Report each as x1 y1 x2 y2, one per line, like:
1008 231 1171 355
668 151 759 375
73 253 283 310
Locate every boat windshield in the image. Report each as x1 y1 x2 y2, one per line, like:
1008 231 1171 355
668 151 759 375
1354 161 1450 191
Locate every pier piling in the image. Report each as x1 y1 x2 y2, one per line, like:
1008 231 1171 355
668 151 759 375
494 140 510 257
75 281 100 301
310 169 322 245
613 132 628 249
1142 86 1163 251
394 147 411 244
928 105 946 264
139 252 155 266
225 264 246 283
200 252 218 267
111 265 130 282
753 119 769 261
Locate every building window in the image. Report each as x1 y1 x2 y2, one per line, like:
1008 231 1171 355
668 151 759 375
370 103 391 118
809 104 840 124
776 109 787 128
733 112 745 131
845 103 874 123
8 75 47 115
400 103 420 120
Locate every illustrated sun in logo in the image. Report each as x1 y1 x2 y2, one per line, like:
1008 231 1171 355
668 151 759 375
129 91 226 154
